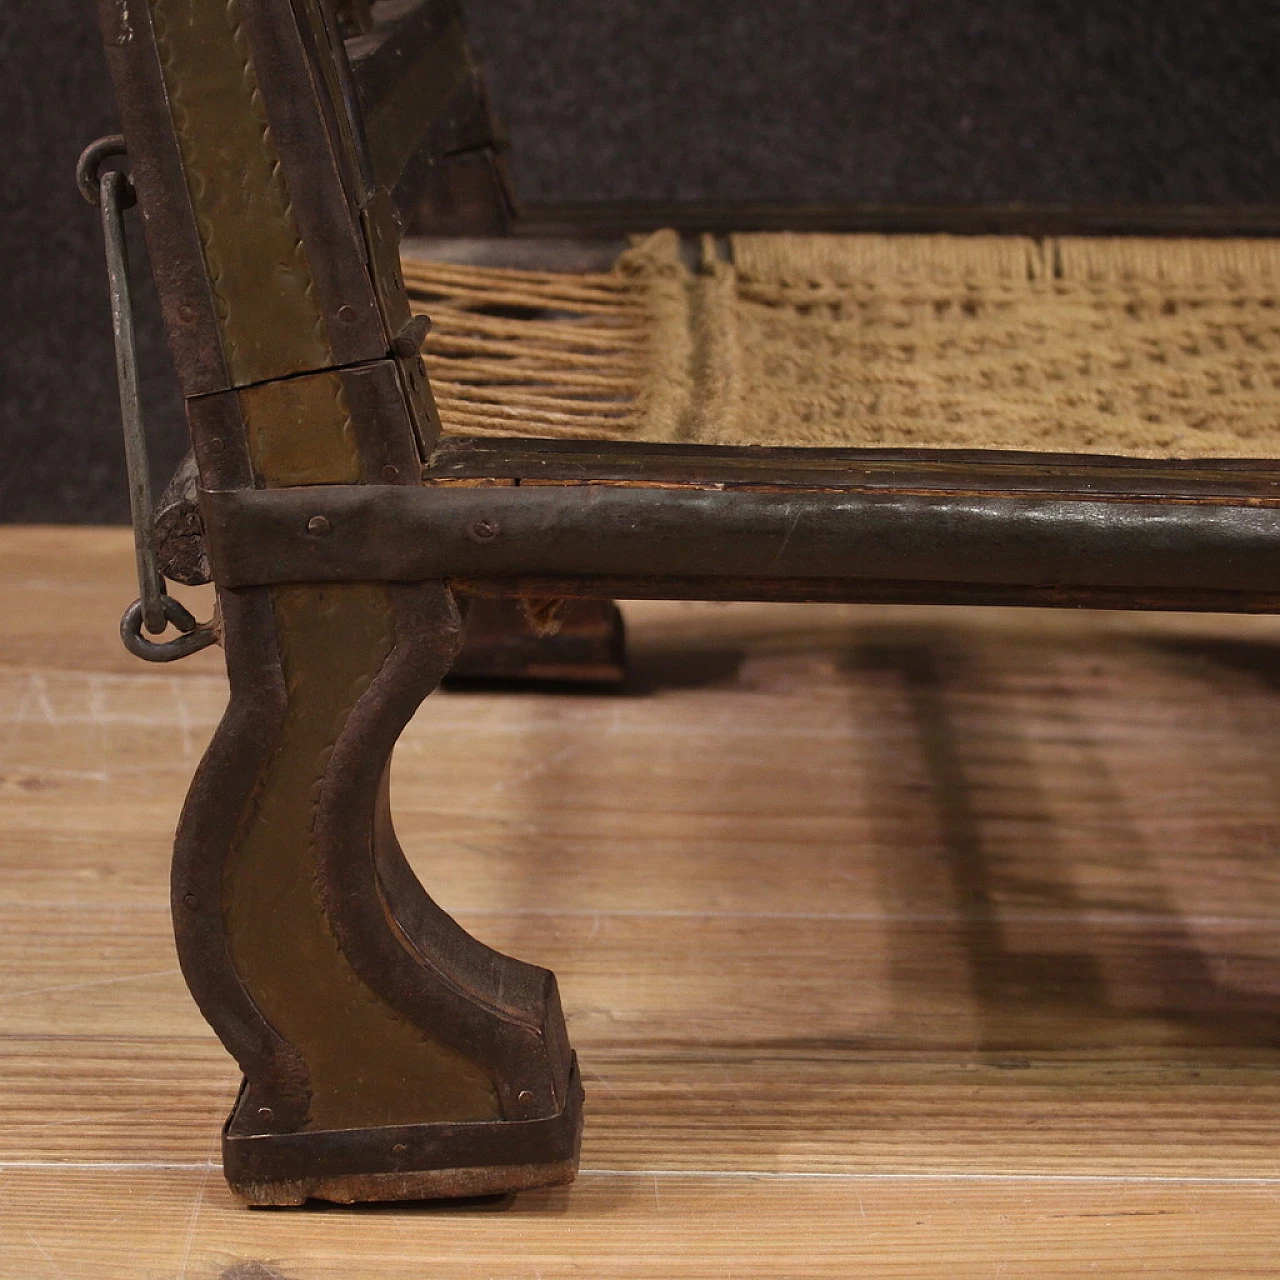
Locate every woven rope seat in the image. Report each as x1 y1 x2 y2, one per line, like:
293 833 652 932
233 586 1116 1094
404 230 1280 459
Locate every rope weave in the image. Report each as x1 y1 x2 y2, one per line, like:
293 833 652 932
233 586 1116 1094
402 231 1280 457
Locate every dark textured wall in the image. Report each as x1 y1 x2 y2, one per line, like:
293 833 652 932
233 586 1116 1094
469 0 1280 206
3 1 1279 521
2 1 184 524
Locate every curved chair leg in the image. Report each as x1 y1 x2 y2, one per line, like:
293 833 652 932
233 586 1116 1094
173 580 580 1205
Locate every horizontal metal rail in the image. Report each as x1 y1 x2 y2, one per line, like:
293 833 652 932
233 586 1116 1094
201 482 1280 605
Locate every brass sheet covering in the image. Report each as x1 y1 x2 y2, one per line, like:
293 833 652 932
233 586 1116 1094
215 272 499 1132
223 584 498 1130
240 370 361 489
149 0 332 385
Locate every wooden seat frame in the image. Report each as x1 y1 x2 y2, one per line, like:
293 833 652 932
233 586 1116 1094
93 0 1280 1205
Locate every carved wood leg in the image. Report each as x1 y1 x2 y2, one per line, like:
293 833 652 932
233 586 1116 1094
173 580 580 1205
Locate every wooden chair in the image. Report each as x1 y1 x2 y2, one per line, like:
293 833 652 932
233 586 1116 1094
86 0 1280 1206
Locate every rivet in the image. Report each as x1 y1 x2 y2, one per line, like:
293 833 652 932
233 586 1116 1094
306 515 332 537
380 464 399 482
207 437 225 455
183 894 198 911
391 1143 408 1155
257 1107 273 1122
517 1090 535 1105
177 303 195 323
469 518 498 542
337 304 357 322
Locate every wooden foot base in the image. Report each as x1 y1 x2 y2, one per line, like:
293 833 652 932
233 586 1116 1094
449 598 626 685
225 1058 584 1206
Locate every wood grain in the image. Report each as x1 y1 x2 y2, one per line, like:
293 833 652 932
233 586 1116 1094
3 527 1280 1275
4 1167 1280 1280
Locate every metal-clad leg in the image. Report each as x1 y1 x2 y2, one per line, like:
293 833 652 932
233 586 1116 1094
173 581 581 1205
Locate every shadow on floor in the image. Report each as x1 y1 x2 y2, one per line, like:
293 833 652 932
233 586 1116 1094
843 624 1280 1058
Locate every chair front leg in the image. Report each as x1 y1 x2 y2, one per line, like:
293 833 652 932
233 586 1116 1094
173 579 581 1205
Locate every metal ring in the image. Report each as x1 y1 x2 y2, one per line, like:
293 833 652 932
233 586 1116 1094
76 134 135 207
120 596 218 663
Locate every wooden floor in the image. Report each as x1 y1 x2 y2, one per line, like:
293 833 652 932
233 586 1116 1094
2 526 1280 1277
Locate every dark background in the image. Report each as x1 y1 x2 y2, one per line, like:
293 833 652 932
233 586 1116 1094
3 0 1278 522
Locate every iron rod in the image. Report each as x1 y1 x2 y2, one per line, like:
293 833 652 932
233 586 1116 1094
100 168 166 636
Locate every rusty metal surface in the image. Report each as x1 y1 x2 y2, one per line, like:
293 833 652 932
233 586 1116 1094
360 186 415 343
119 596 217 664
223 1060 583 1205
199 478 1280 602
153 452 209 587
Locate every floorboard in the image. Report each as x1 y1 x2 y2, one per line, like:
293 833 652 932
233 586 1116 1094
2 527 1279 1276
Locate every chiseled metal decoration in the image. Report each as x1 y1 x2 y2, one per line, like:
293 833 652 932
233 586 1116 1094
87 0 1280 1208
